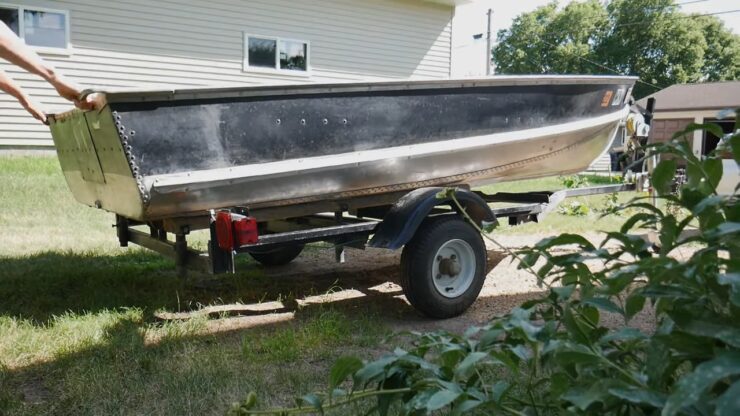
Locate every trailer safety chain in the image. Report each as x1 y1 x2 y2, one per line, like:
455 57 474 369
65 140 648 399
112 110 150 205
444 190 546 287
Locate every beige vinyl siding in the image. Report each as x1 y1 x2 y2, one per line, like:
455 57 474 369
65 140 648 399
0 0 453 147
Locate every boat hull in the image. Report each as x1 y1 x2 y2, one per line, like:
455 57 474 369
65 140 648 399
48 76 635 221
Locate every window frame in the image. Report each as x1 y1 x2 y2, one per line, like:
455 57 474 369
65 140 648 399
243 33 310 76
0 2 71 55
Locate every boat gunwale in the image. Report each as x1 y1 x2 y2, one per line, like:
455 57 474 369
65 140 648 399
84 75 638 104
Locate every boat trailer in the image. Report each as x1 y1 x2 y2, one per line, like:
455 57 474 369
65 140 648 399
114 180 644 318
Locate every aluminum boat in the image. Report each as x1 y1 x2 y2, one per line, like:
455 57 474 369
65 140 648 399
48 75 636 222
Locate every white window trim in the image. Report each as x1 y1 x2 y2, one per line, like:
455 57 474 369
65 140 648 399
243 33 311 77
0 2 71 55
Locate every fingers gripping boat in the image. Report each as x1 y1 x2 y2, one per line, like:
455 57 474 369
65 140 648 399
48 75 637 318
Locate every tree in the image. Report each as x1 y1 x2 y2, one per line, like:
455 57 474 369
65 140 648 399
493 0 740 98
697 15 740 81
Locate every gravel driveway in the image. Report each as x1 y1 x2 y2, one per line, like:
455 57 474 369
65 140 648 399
189 232 658 337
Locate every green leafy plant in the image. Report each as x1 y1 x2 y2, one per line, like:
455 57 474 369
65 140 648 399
598 192 622 216
558 200 591 216
559 174 590 189
230 116 739 415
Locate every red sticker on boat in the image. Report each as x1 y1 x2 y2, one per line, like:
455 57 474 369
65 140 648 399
601 91 614 107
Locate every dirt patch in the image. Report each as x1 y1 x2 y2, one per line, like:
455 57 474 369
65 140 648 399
160 232 659 337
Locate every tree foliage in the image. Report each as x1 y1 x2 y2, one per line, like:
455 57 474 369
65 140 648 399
492 0 740 98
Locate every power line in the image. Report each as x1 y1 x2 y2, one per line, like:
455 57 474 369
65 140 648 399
610 9 740 29
495 6 739 90
535 38 664 91
673 0 709 6
500 5 738 41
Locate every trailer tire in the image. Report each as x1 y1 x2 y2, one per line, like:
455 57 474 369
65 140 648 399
248 244 304 266
400 216 486 319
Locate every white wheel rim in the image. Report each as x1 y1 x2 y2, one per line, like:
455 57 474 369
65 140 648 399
431 239 476 298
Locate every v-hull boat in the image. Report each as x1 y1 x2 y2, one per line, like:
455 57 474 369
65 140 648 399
48 75 636 222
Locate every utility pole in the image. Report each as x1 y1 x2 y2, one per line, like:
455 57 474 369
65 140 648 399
486 8 493 76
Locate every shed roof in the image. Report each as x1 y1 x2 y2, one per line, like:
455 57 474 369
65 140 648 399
637 81 740 112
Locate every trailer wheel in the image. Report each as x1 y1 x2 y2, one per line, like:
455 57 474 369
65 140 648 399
248 244 305 266
400 216 486 318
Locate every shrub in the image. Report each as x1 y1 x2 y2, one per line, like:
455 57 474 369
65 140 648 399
558 200 591 216
230 116 740 415
559 174 590 189
598 192 622 216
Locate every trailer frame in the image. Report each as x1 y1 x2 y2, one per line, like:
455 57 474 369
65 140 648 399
115 180 642 283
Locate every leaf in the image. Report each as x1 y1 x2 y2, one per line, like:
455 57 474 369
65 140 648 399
329 356 363 391
554 343 602 365
662 352 740 416
582 297 623 315
353 355 397 386
674 122 725 143
454 352 488 380
729 130 740 162
562 306 591 344
563 381 610 411
426 389 460 412
491 381 511 403
241 391 257 410
509 344 530 361
706 222 740 238
719 273 740 307
621 213 658 233
625 293 646 320
675 319 740 348
297 393 324 414
452 399 482 415
508 307 542 342
488 351 518 372
552 284 576 300
478 328 503 349
600 327 647 343
641 285 693 299
549 372 571 398
608 387 665 408
535 233 595 250
652 159 677 195
715 379 740 416
703 157 723 190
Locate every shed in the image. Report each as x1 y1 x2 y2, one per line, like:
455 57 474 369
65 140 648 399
637 81 740 157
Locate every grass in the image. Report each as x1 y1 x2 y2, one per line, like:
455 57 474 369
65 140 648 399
0 156 394 415
478 174 642 235
0 155 638 415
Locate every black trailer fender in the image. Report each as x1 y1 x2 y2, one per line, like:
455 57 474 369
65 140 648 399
368 187 496 250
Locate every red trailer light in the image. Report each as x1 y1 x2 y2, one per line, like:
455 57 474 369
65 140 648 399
215 211 234 251
233 216 258 246
214 210 259 251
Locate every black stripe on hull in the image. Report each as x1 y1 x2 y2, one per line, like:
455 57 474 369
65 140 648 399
112 83 631 176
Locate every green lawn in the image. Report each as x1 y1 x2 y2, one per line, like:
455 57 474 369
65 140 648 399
0 156 638 415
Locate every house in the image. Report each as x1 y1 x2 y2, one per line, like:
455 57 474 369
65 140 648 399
1 0 483 149
637 81 740 157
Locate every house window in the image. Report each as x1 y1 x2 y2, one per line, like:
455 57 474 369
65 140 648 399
244 34 309 73
0 4 69 50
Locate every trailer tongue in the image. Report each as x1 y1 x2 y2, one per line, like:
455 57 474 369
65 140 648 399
47 75 639 318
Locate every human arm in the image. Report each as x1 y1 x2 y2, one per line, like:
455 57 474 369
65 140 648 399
0 67 45 122
0 21 91 108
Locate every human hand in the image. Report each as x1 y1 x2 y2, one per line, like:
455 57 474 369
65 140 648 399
49 74 96 110
20 96 47 124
